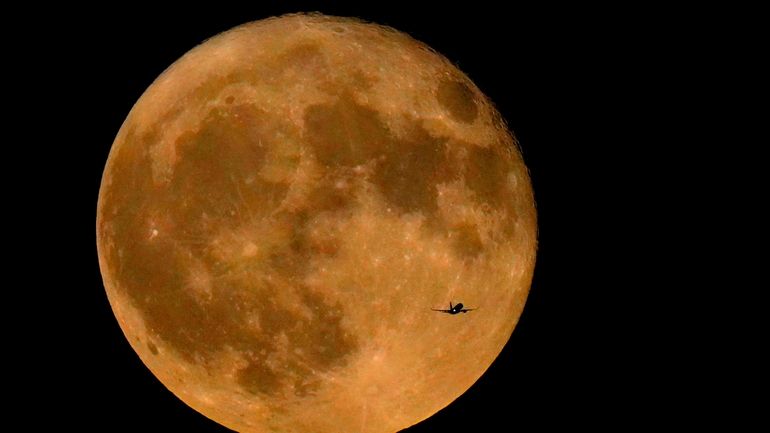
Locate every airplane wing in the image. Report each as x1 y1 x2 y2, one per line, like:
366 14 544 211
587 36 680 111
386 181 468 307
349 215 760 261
431 308 452 313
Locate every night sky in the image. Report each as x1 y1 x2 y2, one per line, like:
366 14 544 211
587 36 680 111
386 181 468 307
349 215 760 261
39 2 680 431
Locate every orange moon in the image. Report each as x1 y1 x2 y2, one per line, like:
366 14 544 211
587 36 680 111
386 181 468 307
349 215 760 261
97 13 536 433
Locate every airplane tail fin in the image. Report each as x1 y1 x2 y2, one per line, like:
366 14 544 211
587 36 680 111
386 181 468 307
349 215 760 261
449 302 453 310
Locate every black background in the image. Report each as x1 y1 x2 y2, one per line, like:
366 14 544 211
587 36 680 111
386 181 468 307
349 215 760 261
45 2 682 431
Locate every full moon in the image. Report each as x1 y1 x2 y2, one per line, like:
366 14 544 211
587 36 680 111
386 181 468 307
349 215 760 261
97 14 536 433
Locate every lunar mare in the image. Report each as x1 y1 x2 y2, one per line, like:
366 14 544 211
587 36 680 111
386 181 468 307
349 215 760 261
97 14 536 433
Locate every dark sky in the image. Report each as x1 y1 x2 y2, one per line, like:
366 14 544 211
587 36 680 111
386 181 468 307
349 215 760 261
38 2 693 431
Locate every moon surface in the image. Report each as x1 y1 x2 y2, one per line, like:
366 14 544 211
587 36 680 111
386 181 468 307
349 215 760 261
97 14 536 433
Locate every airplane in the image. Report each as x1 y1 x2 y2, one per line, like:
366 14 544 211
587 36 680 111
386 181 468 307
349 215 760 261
431 302 476 315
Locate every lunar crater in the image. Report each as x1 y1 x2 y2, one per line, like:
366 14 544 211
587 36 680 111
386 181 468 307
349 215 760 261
437 78 479 124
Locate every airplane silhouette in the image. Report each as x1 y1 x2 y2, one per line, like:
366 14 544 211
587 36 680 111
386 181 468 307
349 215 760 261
432 302 476 315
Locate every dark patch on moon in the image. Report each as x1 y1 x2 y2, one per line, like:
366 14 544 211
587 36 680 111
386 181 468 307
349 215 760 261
279 43 325 70
465 144 509 209
463 144 524 239
237 357 283 396
170 103 291 228
372 124 451 215
236 286 357 397
147 341 159 355
259 43 328 87
303 174 356 215
304 94 392 168
437 79 478 123
449 223 484 258
304 94 456 217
